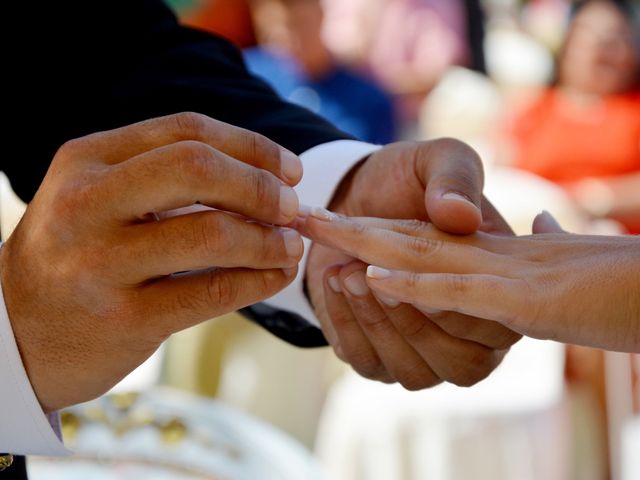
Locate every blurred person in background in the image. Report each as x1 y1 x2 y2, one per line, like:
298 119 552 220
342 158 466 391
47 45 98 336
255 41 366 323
506 0 640 232
498 3 640 474
323 0 486 122
167 0 256 47
243 0 396 144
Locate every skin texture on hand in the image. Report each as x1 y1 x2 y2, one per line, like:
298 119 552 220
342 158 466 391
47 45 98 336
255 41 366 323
302 210 640 353
303 139 522 389
0 112 305 413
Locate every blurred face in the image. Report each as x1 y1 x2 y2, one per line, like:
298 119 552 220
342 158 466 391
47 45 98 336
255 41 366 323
559 1 639 95
251 0 325 56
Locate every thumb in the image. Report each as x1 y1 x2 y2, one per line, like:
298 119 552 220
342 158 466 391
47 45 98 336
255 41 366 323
419 139 484 235
532 210 565 234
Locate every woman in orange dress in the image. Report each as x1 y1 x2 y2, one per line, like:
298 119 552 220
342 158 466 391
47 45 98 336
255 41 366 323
509 0 640 232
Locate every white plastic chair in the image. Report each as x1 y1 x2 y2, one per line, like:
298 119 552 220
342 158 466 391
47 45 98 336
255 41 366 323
315 338 568 480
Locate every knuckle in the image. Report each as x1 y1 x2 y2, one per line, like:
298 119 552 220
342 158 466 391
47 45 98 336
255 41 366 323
406 272 423 290
349 220 369 237
449 352 497 387
252 171 277 208
247 131 277 160
52 179 100 222
496 277 536 332
397 367 438 391
176 140 216 172
257 269 277 295
173 142 221 187
396 315 431 340
205 272 238 307
448 275 471 296
408 236 442 257
429 312 468 338
172 111 209 138
197 213 228 258
258 226 278 261
402 377 439 392
492 330 522 350
329 308 355 330
349 352 385 379
55 138 85 162
400 218 431 234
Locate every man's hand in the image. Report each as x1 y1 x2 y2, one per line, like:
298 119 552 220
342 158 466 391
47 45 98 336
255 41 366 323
0 113 304 412
304 140 521 389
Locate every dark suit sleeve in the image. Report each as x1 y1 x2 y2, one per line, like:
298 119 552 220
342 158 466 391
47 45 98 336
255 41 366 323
110 5 344 347
4 0 353 347
104 10 353 155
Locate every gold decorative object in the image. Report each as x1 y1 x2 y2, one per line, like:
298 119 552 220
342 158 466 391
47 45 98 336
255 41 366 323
84 406 108 423
130 407 156 427
0 454 13 471
61 411 81 442
159 418 188 445
109 392 140 411
58 391 242 465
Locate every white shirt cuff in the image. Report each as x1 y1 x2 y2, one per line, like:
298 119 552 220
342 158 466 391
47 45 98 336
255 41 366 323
264 140 382 327
0 259 70 456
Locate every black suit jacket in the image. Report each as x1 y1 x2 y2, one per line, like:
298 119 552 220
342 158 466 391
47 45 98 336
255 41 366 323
3 0 354 348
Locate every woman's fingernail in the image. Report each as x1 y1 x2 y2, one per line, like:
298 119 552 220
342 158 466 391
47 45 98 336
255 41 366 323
418 306 442 316
298 204 312 217
541 210 563 229
377 295 401 308
442 192 478 209
328 276 342 293
280 186 299 219
367 266 392 280
280 149 302 183
282 229 303 258
310 207 338 221
344 271 370 297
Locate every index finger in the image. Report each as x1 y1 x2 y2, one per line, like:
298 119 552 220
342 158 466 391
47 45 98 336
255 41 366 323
296 208 514 275
64 112 302 185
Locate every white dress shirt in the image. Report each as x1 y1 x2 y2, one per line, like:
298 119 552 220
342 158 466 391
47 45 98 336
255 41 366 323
0 139 380 455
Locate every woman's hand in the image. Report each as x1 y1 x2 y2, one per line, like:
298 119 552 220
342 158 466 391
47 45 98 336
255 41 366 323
297 209 640 353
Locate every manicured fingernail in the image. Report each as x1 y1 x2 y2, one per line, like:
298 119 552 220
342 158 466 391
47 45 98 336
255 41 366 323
282 229 303 258
367 266 392 279
310 207 338 221
417 306 441 315
298 204 312 217
283 267 298 278
442 192 478 208
344 271 369 297
328 276 342 293
280 149 302 183
541 210 563 229
377 295 401 308
280 186 299 219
